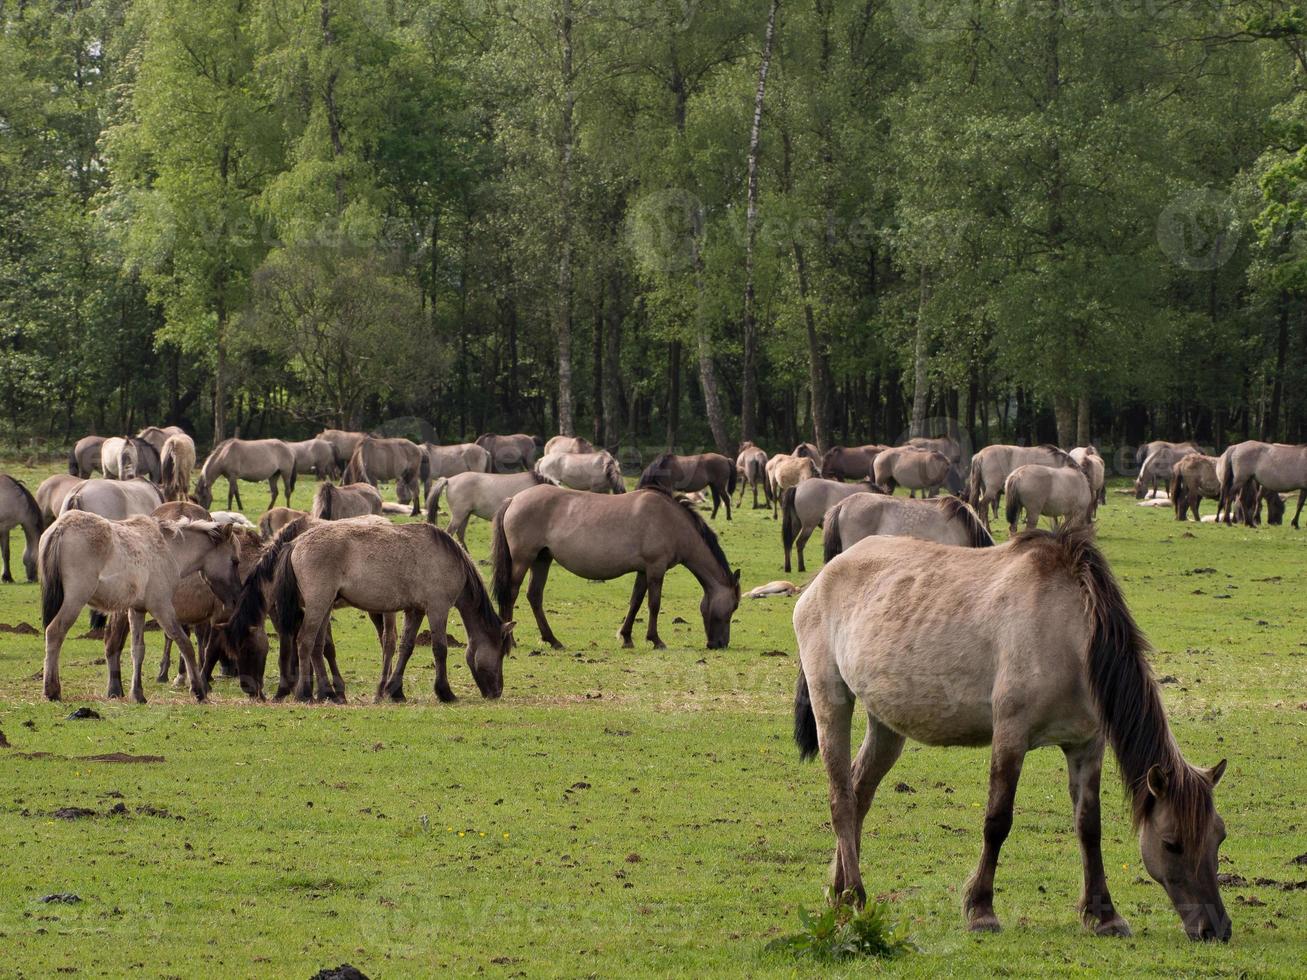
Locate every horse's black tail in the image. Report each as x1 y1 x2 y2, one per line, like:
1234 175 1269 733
1170 469 1186 520
490 499 514 613
426 478 448 523
67 447 79 476
39 524 64 628
270 544 302 641
781 486 799 560
1218 447 1235 522
823 503 844 563
314 482 335 520
726 460 737 497
419 451 430 488
1004 480 1022 531
794 666 819 762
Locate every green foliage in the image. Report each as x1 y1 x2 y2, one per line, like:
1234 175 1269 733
765 891 915 962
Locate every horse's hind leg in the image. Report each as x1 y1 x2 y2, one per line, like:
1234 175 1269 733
103 612 129 699
851 715 906 844
963 734 1027 932
805 663 862 903
127 609 149 703
618 572 648 649
1291 488 1307 529
644 570 667 649
267 476 278 510
526 555 563 649
42 595 84 701
154 607 207 702
381 613 420 702
0 531 11 583
372 612 396 699
796 526 814 573
156 632 173 683
1064 739 1131 937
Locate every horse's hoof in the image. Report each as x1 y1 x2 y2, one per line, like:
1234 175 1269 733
132 692 147 705
1093 917 1132 938
650 641 667 651
619 638 634 649
154 672 168 683
386 689 406 703
967 914 1002 933
547 640 565 651
435 685 457 704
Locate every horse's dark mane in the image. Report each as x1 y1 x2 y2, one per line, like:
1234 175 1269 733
1040 444 1074 464
226 516 316 644
530 470 553 486
636 485 732 580
1013 526 1213 851
2 475 44 532
423 523 503 635
934 495 994 547
637 453 675 489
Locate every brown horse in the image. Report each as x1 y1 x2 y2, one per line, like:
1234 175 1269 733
872 446 949 496
68 436 105 478
310 482 383 520
344 436 428 516
794 526 1230 941
638 452 737 520
1219 440 1307 527
477 433 543 473
1135 440 1200 497
819 444 890 482
780 478 878 573
492 484 740 650
0 475 43 582
735 442 772 509
1170 454 1221 522
822 494 993 560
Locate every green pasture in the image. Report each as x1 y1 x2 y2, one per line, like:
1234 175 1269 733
0 463 1303 977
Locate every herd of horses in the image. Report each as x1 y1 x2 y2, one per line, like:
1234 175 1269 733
8 424 1283 944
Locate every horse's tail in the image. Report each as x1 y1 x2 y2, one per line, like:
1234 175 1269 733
314 482 335 520
939 495 995 547
39 523 65 628
419 450 431 488
781 486 799 555
1004 478 1022 531
63 486 84 514
823 503 844 563
490 499 514 612
344 445 366 485
1218 446 1235 521
793 666 819 762
67 446 79 476
426 478 448 523
269 543 302 640
1170 468 1186 520
726 459 737 497
258 511 274 539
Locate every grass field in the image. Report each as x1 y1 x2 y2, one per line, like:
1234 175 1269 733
0 462 1303 978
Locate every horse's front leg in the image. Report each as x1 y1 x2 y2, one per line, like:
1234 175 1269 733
127 609 148 704
426 608 456 702
0 531 11 583
618 572 648 648
963 733 1027 932
645 570 666 649
1291 488 1307 529
154 607 206 702
267 476 278 511
381 613 420 702
1064 739 1131 937
526 555 563 649
371 611 396 699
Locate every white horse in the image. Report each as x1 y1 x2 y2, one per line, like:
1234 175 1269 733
100 437 138 480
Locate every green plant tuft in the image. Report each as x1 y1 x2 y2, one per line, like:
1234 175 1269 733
765 890 914 962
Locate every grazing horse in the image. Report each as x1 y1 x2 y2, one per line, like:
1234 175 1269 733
60 478 164 520
966 445 1073 526
1135 439 1200 485
287 438 339 481
427 471 554 547
819 444 890 482
135 425 187 453
1134 445 1198 499
270 520 512 702
68 436 105 478
766 454 819 520
1219 440 1307 527
780 478 879 573
477 433 543 473
638 452 737 520
1005 463 1093 534
492 484 740 650
793 527 1231 941
909 434 961 465
735 442 772 509
39 512 244 702
344 436 428 516
160 433 197 502
822 494 992 560
793 442 820 461
872 446 949 496
422 442 492 498
1170 454 1221 522
1070 446 1106 512
311 482 383 520
543 435 594 455
0 475 43 582
101 437 138 480
536 450 626 493
315 429 367 473
36 474 83 525
195 438 297 511
258 506 309 539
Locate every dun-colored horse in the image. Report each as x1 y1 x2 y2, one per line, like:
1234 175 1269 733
766 454 819 520
638 452 737 520
160 433 197 502
195 439 297 511
0 475 43 582
780 478 878 573
967 445 1073 526
1219 440 1307 527
872 446 949 496
735 442 772 509
819 445 890 482
477 433 543 473
1170 454 1221 522
1005 463 1093 534
536 450 625 493
344 436 428 516
311 482 383 520
822 494 992 560
68 436 105 478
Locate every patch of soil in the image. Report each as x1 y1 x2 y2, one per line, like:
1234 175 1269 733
1253 877 1307 891
310 966 369 980
65 707 101 721
1218 873 1248 886
893 782 916 794
1293 853 1307 866
76 628 105 641
135 804 183 820
51 807 97 820
0 728 8 748
82 753 166 764
412 631 464 647
39 893 81 905
0 621 38 635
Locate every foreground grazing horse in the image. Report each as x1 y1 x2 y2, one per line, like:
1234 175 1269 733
543 435 594 455
822 494 993 560
781 478 878 573
735 442 771 509
1171 454 1221 522
0 475 43 582
819 444 890 482
766 454 819 520
60 478 164 519
160 433 197 502
270 520 512 702
100 437 138 480
1005 463 1093 534
638 452 737 520
68 436 105 478
311 482 383 520
872 446 949 496
793 527 1230 941
427 471 554 547
492 484 740 650
195 439 297 511
39 512 244 702
287 438 338 481
477 433 543 473
1219 440 1307 527
344 436 428 516
536 450 626 493
967 444 1073 526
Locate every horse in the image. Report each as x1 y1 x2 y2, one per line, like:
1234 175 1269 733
909 434 962 465
638 452 737 520
1134 445 1199 500
822 493 993 561
793 442 820 461
780 478 879 573
492 484 740 650
287 438 339 481
966 444 1073 526
1170 454 1220 522
477 433 543 473
268 520 512 702
735 442 772 509
60 478 164 520
422 442 492 499
344 436 428 516
38 511 244 703
1070 446 1106 511
819 444 891 482
1005 463 1093 534
427 471 554 547
135 425 187 453
872 446 950 496
543 435 595 455
766 454 820 520
316 429 368 472
68 435 105 478
100 437 138 480
1135 440 1200 495
37 475 82 525
0 475 43 582
793 526 1230 941
160 433 197 502
1219 440 1307 527
536 450 626 493
259 506 309 539
311 482 383 520
194 438 297 511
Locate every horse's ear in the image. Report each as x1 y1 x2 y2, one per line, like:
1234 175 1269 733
1145 764 1168 799
733 568 741 585
1207 759 1227 786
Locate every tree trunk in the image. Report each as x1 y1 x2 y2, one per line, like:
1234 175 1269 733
554 0 577 436
592 286 604 445
910 269 931 440
666 340 681 450
740 0 780 445
793 240 828 453
1076 388 1091 447
1267 295 1289 440
214 305 227 444
603 262 622 452
1053 394 1075 448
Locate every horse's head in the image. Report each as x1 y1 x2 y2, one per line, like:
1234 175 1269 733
194 473 213 508
195 522 244 607
466 620 514 699
1137 760 1230 942
1133 475 1148 500
702 569 741 650
819 447 841 478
